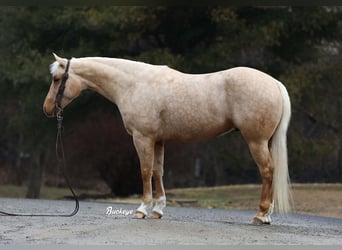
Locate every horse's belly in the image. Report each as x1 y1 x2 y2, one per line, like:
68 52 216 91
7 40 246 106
158 114 233 142
161 126 232 142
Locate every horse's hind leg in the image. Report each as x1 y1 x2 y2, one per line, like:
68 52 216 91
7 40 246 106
151 141 166 219
248 140 274 225
132 133 155 219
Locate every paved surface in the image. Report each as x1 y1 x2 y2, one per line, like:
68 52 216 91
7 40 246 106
0 198 341 245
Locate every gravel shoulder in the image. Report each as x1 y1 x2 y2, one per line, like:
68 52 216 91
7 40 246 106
0 198 341 245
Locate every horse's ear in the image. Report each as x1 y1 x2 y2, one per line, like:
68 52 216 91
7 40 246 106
53 52 61 61
52 53 67 67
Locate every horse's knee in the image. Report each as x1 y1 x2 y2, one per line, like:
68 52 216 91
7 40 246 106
153 169 163 177
141 167 153 181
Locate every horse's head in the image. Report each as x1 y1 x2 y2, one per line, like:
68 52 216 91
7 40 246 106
43 53 85 117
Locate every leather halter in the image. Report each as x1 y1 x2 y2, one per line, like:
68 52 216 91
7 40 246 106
55 59 71 115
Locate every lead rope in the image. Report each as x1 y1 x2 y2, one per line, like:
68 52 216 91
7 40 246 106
0 113 79 217
55 112 79 217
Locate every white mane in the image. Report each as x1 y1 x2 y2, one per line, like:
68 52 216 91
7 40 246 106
49 61 59 75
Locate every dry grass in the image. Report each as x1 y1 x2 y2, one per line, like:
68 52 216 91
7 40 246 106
164 183 342 218
291 183 342 218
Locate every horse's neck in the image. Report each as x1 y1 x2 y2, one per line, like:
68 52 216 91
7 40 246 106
74 58 139 104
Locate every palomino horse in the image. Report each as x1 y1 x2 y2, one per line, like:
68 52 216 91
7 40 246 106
43 53 292 224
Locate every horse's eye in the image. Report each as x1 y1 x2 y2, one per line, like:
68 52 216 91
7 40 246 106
53 78 60 83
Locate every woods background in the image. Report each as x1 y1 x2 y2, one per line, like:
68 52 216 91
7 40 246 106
0 7 341 198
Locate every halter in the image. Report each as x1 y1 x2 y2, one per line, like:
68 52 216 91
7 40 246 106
55 59 71 117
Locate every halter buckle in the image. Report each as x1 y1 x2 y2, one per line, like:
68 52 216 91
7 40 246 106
56 111 63 130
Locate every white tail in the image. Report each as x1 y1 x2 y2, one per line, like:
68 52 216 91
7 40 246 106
270 81 293 213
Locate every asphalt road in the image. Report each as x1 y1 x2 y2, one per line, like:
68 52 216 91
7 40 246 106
0 198 341 245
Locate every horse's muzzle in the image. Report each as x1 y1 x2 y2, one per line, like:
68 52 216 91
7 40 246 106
43 106 56 118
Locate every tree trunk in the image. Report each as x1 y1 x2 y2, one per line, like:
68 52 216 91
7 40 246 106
26 150 45 199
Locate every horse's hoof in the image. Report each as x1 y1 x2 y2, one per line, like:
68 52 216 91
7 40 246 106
133 211 146 219
150 211 162 219
251 216 271 225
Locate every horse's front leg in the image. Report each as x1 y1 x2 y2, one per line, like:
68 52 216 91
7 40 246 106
151 141 166 219
132 133 155 219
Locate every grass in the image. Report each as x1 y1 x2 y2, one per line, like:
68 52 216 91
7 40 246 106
166 184 261 210
1 183 341 218
0 185 103 200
